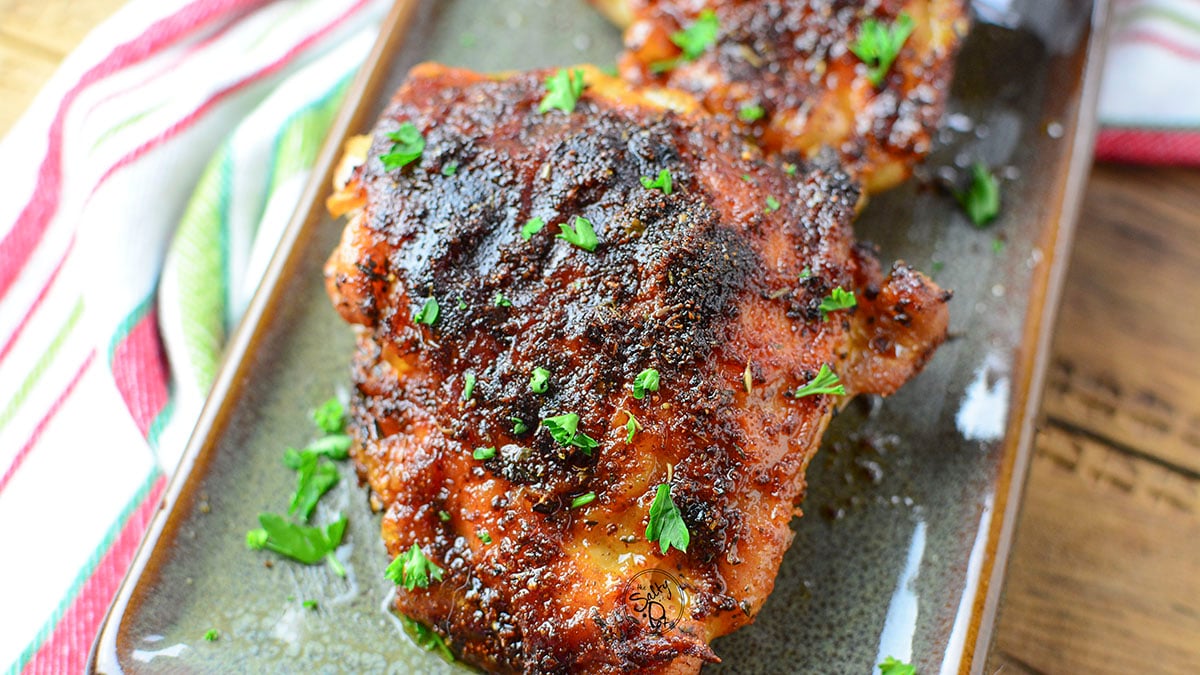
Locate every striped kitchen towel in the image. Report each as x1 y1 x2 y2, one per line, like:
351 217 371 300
0 1 387 672
1097 0 1200 163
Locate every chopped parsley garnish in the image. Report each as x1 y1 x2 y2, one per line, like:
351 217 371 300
302 433 352 460
385 543 444 591
473 446 496 461
957 162 1000 226
462 372 476 401
413 297 440 325
493 291 512 307
530 367 551 394
672 9 719 61
312 397 345 434
511 417 530 435
441 161 458 176
784 162 798 176
632 368 660 400
538 68 587 114
379 122 425 171
522 217 546 240
246 528 268 549
645 483 690 554
992 237 1006 254
457 297 467 310
878 656 916 675
556 216 598 251
624 410 642 442
203 629 219 642
478 531 493 544
640 169 673 195
285 449 340 522
738 103 765 122
302 600 318 610
818 287 857 320
792 364 846 398
400 615 455 663
246 513 347 576
571 492 597 509
765 195 781 212
799 267 812 281
849 13 915 87
542 413 599 453
438 510 451 522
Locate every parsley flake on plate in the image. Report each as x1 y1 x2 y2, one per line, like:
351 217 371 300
441 161 458 176
557 216 598 251
640 169 673 195
246 513 347 576
538 68 587 114
511 417 530 435
818 287 857 320
312 397 345 434
478 530 493 544
203 629 219 642
385 543 444 591
379 122 425 171
645 483 690 554
493 291 512 307
632 368 660 399
879 656 916 675
473 446 496 461
850 13 915 87
792 364 846 398
301 433 352 460
957 162 1000 226
462 372 477 401
765 195 781 212
284 450 340 522
571 492 597 509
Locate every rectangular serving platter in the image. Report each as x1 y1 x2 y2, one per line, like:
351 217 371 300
91 0 1106 672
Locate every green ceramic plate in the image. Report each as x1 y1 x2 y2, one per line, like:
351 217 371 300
90 0 1106 672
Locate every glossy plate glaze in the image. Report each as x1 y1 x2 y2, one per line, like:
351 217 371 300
90 0 1106 672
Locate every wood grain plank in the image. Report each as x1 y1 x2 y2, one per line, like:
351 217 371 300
1042 165 1200 475
0 39 59 133
993 424 1200 674
0 0 124 56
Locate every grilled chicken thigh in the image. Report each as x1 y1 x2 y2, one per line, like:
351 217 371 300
600 0 968 193
325 63 949 673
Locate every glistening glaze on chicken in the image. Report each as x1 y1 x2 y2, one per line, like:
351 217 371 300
602 0 968 193
324 63 949 674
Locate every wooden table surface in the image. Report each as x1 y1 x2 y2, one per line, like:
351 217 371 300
2 2 1196 673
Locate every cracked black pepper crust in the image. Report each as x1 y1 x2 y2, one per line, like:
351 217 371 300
324 63 949 674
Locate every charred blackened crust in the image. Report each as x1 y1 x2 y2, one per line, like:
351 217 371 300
325 63 948 674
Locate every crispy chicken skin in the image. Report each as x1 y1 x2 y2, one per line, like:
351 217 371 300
324 63 949 673
604 0 969 193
